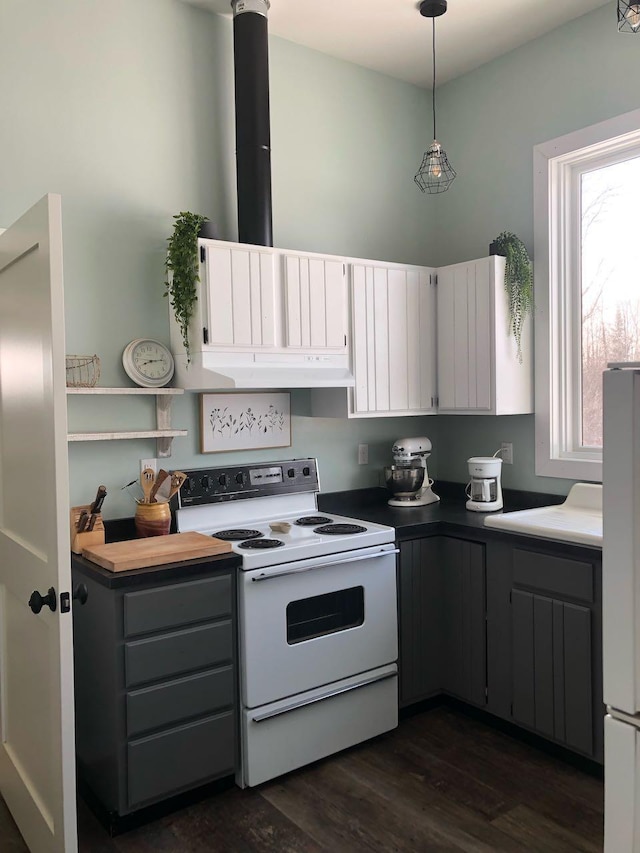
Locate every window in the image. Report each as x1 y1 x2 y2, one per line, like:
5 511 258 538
534 108 640 481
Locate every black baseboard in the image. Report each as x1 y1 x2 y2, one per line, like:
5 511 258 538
78 773 235 837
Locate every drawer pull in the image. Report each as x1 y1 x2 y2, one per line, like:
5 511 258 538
251 671 397 723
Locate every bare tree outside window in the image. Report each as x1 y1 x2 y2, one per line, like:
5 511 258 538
581 157 640 447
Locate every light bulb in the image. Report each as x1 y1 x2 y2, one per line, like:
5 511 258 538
428 157 442 179
625 3 640 28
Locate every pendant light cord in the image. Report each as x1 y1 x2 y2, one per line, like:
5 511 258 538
432 17 437 140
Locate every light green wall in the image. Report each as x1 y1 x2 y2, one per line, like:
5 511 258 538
5 1 632 516
430 1 639 494
1 0 437 518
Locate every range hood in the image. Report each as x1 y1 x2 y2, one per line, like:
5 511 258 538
173 353 355 390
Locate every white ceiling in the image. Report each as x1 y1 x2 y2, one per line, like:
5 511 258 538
185 0 611 87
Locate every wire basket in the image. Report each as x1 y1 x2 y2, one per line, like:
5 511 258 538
66 354 101 388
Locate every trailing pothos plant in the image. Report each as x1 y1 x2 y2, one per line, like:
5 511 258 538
164 211 208 363
491 231 533 363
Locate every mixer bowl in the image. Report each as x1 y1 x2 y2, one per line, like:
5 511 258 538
384 465 425 498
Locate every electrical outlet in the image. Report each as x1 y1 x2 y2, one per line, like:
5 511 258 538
501 442 513 465
140 458 158 476
358 444 369 465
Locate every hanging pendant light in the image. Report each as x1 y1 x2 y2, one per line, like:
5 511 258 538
618 1 640 32
414 0 456 194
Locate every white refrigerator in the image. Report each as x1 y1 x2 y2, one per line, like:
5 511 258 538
603 365 640 852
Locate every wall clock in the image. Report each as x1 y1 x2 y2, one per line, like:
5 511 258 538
122 339 175 388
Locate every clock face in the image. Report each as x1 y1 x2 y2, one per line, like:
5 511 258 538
123 339 175 387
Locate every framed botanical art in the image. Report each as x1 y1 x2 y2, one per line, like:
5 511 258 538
200 392 291 453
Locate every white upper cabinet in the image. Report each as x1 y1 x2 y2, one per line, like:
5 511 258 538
436 256 533 415
282 253 347 351
169 240 353 389
311 261 437 418
169 240 532 405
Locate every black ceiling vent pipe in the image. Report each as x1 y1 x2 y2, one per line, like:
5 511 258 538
231 0 273 247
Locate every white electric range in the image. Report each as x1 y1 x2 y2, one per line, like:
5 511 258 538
174 458 398 787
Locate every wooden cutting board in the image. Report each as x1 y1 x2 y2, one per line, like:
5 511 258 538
82 532 233 572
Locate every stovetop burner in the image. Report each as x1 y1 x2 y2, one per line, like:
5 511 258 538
314 523 368 535
239 538 285 550
295 515 333 526
213 529 264 541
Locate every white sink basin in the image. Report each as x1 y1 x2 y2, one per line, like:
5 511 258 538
483 483 602 547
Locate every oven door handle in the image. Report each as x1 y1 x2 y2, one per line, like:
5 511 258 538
251 670 397 723
250 547 399 582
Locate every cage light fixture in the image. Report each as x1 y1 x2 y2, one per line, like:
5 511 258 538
414 0 456 194
618 1 640 32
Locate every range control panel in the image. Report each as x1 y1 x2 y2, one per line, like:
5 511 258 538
175 458 319 508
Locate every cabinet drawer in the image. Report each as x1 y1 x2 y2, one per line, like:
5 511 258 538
124 575 232 638
126 666 234 738
127 711 235 807
513 549 594 603
125 621 232 687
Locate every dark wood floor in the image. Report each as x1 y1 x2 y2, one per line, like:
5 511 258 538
1 707 604 852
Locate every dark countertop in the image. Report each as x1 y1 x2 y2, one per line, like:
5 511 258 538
72 550 242 589
318 481 573 544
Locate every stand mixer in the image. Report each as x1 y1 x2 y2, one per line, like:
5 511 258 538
384 437 440 507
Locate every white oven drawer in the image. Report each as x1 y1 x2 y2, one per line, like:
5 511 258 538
238 664 398 787
239 544 398 708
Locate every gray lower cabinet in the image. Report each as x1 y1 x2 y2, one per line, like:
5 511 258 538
505 545 603 761
398 538 442 707
397 536 486 709
72 564 237 817
440 537 486 706
399 531 603 763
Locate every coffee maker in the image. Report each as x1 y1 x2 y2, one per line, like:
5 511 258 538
466 456 503 512
384 437 440 507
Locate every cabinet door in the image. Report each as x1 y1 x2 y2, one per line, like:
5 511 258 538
441 537 487 706
351 263 436 415
283 255 346 350
511 590 594 755
397 538 442 707
204 244 276 348
437 258 492 412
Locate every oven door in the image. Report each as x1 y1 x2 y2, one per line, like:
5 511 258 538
239 543 398 708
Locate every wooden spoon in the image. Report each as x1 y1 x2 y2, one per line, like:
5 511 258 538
167 471 187 500
140 467 155 504
149 469 170 503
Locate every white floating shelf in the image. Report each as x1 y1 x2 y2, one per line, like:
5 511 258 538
68 430 188 442
66 387 184 395
66 387 187 456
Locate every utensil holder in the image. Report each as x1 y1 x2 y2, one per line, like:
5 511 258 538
70 505 105 554
135 502 171 538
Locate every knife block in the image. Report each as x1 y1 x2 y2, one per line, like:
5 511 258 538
70 505 105 555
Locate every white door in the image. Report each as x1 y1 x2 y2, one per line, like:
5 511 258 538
351 263 436 415
204 243 276 348
0 195 77 852
283 254 347 350
437 258 492 412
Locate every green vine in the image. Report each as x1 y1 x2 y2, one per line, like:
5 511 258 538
492 231 533 363
164 211 208 363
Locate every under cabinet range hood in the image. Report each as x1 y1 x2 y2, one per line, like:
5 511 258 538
169 239 354 390
171 354 355 391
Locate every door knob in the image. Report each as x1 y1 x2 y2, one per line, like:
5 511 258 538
73 584 88 606
29 587 57 614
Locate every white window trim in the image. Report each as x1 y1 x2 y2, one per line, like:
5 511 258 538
534 107 640 482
